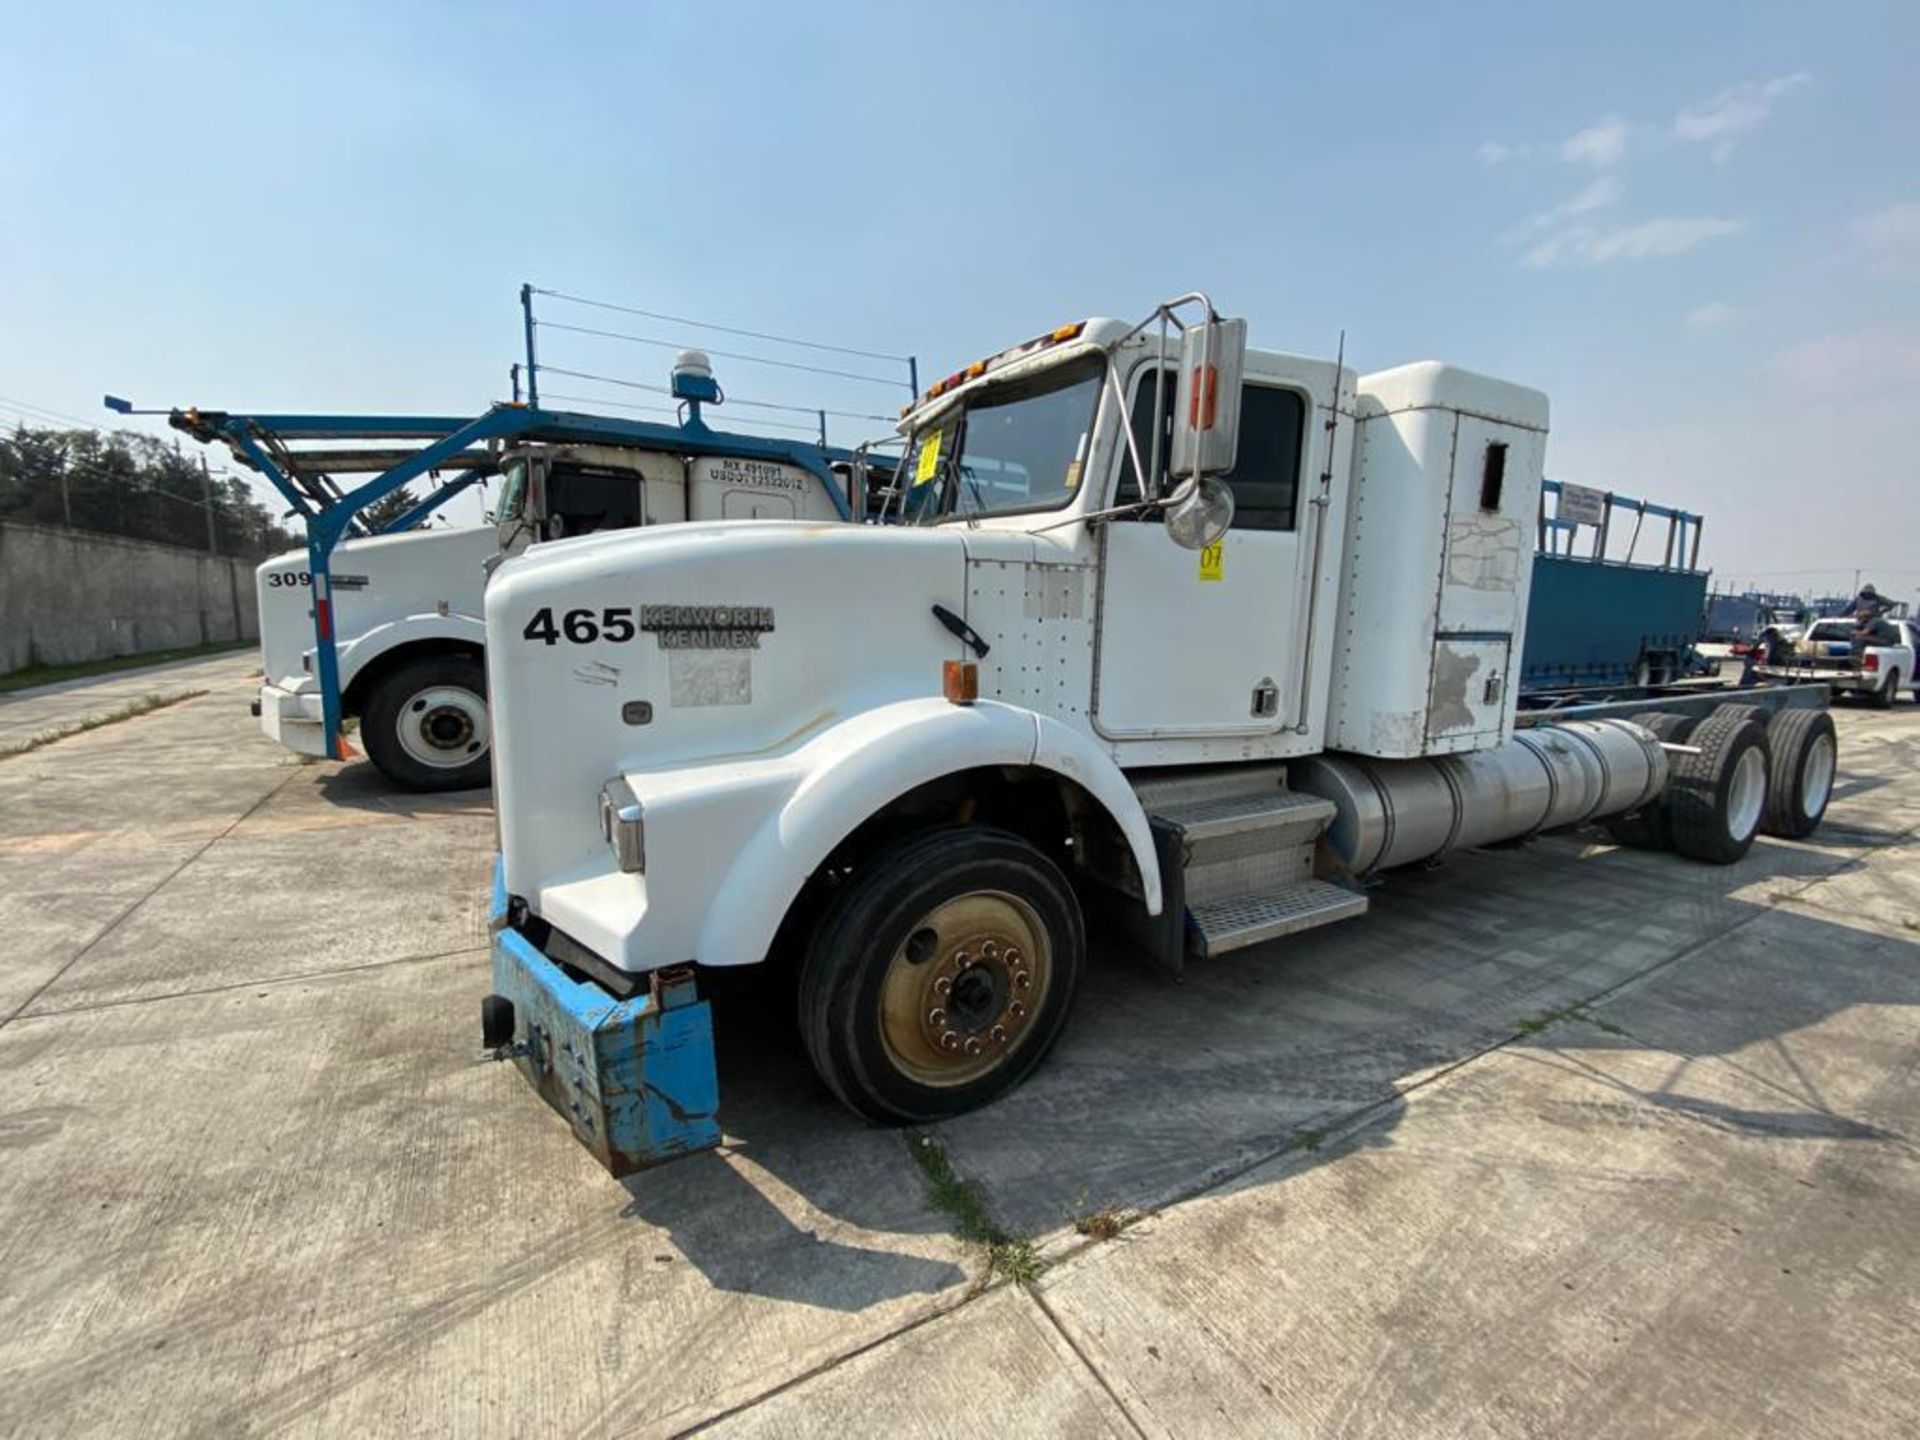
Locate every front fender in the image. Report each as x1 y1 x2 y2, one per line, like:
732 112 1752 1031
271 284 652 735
694 700 1162 967
331 612 486 694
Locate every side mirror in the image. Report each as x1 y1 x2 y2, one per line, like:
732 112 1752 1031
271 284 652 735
1164 475 1235 550
1169 316 1247 483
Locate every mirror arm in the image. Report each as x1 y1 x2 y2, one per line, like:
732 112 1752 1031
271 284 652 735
1034 496 1163 533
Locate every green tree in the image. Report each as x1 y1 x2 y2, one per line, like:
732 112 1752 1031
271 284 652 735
358 485 423 533
0 423 300 558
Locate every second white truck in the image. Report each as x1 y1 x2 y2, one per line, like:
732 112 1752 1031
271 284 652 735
230 357 877 790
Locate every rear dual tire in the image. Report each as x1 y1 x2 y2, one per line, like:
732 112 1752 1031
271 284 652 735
1761 708 1836 839
1608 702 1838 861
1666 708 1771 865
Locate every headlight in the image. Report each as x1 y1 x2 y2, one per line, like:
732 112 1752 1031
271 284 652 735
598 777 645 874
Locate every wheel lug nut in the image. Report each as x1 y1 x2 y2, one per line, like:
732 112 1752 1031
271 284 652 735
1004 948 1020 964
1010 1002 1027 1019
990 1025 1007 1045
1013 971 1031 989
964 1037 984 1055
933 977 951 995
982 941 999 960
953 950 969 967
928 1008 947 1027
941 1031 961 1051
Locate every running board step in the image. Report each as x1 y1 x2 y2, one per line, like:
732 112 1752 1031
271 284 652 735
1150 789 1336 846
1187 879 1369 958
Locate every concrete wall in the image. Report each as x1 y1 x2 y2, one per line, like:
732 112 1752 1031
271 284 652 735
0 521 259 673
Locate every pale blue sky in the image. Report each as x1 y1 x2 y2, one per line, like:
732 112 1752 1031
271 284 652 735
2 1 1914 597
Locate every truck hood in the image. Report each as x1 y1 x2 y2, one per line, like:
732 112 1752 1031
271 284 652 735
255 525 497 689
487 521 976 894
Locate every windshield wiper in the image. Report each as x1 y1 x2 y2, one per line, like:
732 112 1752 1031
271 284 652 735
953 461 989 525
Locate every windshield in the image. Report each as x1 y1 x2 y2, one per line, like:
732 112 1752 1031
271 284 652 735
900 353 1104 523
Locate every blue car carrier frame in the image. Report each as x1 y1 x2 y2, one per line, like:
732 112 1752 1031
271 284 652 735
120 395 875 766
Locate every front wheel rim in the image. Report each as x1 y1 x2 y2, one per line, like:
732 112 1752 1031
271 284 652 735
877 890 1053 1088
396 686 489 769
1727 745 1766 841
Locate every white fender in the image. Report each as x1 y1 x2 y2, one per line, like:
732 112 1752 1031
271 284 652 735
694 698 1163 967
330 612 487 694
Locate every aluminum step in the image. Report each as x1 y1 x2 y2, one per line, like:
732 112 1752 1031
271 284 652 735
1187 879 1370 958
1151 788 1336 845
1130 763 1289 813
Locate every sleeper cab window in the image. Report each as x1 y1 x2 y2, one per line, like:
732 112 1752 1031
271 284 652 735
1116 370 1305 530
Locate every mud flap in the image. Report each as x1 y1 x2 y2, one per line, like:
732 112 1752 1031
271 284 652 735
1098 817 1188 980
489 865 721 1175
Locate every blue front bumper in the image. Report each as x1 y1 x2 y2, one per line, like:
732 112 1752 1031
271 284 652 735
489 861 721 1175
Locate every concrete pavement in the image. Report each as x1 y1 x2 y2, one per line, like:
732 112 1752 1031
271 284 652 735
0 653 1915 1436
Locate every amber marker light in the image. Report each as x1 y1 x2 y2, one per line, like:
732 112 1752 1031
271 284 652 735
942 661 979 705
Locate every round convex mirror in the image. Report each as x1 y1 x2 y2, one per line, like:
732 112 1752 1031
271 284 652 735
1164 476 1235 550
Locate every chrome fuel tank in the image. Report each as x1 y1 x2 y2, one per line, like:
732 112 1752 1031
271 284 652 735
1292 719 1667 874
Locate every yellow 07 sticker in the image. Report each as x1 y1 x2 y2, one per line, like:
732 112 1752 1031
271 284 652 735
913 429 943 486
1199 542 1224 581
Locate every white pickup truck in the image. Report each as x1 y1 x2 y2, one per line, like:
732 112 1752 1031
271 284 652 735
1756 615 1917 708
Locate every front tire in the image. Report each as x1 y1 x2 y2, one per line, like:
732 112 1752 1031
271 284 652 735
359 654 491 792
798 826 1085 1124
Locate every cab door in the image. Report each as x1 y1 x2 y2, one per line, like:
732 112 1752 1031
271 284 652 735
1091 360 1331 739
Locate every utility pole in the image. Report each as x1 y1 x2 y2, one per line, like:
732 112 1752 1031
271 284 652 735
59 469 72 527
200 453 219 554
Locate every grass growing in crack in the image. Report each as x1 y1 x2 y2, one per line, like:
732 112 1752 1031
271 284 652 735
909 1133 1040 1285
1514 1006 1574 1036
1515 1001 1623 1038
1074 1209 1125 1242
0 690 207 760
1069 1190 1127 1242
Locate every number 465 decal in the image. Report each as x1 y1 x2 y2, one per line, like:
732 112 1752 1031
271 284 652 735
521 607 636 645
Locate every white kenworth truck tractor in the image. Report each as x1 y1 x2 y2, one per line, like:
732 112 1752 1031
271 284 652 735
253 381 861 791
478 295 1839 1176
